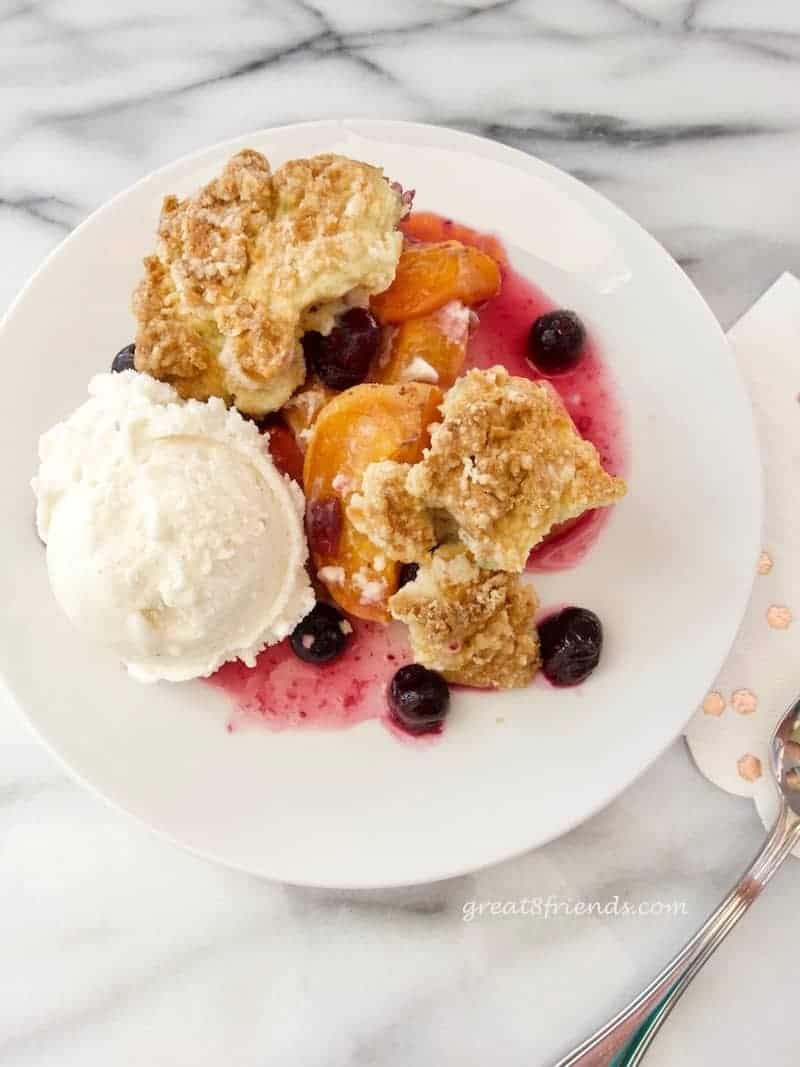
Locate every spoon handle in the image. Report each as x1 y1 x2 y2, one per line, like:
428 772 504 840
555 801 800 1066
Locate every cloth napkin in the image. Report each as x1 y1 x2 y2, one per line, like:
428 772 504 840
685 272 800 853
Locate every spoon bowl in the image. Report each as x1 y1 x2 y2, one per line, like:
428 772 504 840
771 698 800 815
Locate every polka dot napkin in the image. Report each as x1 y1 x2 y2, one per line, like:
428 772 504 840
685 272 800 850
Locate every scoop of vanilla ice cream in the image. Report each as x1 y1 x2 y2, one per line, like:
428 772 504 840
33 371 314 682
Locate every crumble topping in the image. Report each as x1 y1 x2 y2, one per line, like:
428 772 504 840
389 544 540 688
353 567 388 606
409 367 625 570
281 375 336 449
398 356 439 383
347 461 437 564
354 367 626 572
133 149 404 416
332 472 357 496
434 300 471 344
317 565 345 586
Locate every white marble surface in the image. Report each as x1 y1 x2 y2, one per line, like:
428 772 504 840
3 2 800 1063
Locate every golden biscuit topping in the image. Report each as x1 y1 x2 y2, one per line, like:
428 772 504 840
409 367 625 570
354 366 625 571
389 545 540 688
133 150 404 416
281 375 336 450
347 461 437 563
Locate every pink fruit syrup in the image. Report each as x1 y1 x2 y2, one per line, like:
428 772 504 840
208 620 412 734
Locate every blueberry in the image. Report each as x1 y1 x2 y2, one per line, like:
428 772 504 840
290 602 350 664
398 562 419 588
527 310 585 375
111 343 136 373
302 308 381 390
539 607 602 686
388 664 450 735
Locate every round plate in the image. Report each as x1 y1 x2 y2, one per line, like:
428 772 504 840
0 121 761 888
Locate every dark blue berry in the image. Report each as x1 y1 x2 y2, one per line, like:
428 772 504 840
111 343 136 373
398 562 419 588
290 602 350 664
388 664 450 735
302 308 381 390
539 607 602 686
528 310 585 375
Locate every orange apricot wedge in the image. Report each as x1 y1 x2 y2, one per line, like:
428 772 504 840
303 382 442 622
371 240 501 325
370 305 470 390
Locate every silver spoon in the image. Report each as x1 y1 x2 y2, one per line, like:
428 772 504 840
556 696 800 1066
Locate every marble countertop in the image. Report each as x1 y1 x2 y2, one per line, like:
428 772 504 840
3 2 800 1064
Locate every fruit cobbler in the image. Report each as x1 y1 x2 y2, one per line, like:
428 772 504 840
33 149 627 738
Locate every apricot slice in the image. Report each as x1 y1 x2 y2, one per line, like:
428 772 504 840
401 212 508 265
303 382 442 621
371 240 501 324
370 304 470 390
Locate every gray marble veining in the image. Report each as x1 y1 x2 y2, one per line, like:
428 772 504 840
3 2 800 1064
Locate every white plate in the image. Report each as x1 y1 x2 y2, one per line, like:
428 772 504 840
0 121 761 888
